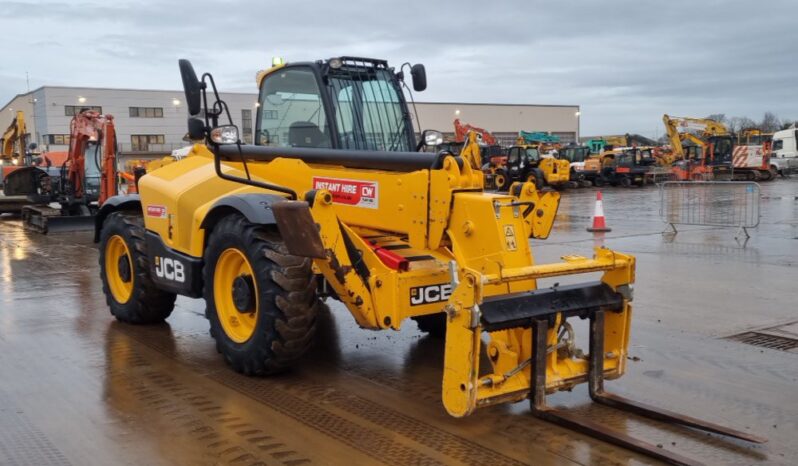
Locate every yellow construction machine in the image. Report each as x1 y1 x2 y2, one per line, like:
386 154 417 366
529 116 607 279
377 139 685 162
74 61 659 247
95 57 765 465
491 140 571 191
1 111 29 166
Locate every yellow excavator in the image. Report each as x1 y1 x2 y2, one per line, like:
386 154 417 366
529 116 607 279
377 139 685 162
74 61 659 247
0 111 33 213
662 115 772 181
94 57 765 465
1 111 31 169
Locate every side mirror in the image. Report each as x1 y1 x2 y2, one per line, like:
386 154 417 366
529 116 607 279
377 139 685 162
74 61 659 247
179 59 203 116
411 64 427 92
187 117 205 140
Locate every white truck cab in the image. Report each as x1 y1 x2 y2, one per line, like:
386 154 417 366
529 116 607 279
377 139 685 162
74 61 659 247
771 128 798 175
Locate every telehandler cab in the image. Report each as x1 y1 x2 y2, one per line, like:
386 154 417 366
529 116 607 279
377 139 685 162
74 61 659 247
96 56 765 465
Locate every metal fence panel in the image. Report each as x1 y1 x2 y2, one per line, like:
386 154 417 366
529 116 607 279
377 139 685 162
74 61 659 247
660 181 760 230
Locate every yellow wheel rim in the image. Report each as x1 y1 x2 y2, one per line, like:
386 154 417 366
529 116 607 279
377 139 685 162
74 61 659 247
495 174 505 187
105 235 134 304
214 248 259 343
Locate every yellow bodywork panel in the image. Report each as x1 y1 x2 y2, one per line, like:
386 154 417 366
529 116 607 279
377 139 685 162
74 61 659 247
137 138 635 418
537 157 571 185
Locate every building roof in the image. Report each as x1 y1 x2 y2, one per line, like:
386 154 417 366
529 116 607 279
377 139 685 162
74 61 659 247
2 85 577 113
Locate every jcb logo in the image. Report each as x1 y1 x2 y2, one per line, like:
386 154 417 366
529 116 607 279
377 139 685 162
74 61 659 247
410 284 452 306
155 256 185 283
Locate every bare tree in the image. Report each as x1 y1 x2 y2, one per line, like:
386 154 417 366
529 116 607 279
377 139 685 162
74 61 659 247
760 112 781 132
727 116 757 133
706 113 727 124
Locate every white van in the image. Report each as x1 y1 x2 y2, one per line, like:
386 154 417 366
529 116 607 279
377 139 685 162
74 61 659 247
771 128 798 175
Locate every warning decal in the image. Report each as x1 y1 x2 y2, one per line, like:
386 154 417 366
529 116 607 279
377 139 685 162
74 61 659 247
147 205 167 218
312 177 379 209
503 225 518 251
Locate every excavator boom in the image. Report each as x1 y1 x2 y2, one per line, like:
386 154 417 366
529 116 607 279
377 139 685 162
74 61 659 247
1 111 29 165
453 118 497 145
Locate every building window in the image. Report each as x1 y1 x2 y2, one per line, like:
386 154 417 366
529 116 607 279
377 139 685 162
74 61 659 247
131 134 165 151
262 110 278 120
129 107 164 118
65 105 102 116
46 134 71 145
242 109 253 144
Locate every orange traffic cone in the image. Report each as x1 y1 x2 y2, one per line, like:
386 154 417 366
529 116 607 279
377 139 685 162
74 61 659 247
587 191 612 232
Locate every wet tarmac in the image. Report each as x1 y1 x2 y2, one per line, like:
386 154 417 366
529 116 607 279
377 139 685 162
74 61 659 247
1 179 797 465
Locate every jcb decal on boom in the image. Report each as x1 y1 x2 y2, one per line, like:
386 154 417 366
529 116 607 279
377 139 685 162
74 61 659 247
312 176 378 209
410 283 452 306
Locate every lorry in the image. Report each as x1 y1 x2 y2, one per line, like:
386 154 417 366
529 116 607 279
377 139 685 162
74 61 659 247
770 128 798 176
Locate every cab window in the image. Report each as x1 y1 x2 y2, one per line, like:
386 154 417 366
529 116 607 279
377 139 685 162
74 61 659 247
257 67 331 148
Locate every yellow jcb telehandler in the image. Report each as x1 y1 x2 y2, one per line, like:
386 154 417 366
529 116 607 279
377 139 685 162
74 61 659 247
95 57 764 466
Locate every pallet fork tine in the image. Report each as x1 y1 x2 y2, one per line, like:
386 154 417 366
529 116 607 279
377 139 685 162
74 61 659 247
529 312 766 466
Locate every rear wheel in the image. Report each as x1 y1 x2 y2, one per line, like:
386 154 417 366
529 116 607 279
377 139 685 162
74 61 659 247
494 169 510 191
526 169 544 189
99 212 176 324
620 177 632 188
203 214 319 375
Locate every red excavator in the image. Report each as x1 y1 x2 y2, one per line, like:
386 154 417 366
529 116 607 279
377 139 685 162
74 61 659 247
11 109 121 233
453 118 497 146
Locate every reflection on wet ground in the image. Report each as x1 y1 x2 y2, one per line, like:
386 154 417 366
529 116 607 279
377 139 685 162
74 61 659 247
1 179 797 465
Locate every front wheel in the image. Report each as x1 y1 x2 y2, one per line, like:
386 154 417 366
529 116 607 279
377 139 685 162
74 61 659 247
494 169 510 191
526 169 544 189
99 212 176 324
203 214 319 375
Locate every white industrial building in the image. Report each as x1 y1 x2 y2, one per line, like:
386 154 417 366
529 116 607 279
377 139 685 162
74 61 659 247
1 86 580 158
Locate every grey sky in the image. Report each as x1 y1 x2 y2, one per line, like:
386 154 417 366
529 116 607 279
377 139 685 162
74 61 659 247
1 0 796 138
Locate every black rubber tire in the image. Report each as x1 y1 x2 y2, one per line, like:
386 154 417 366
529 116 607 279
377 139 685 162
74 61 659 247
527 169 545 189
412 313 447 338
203 214 319 376
494 169 510 191
594 176 606 187
99 212 176 324
620 177 632 188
